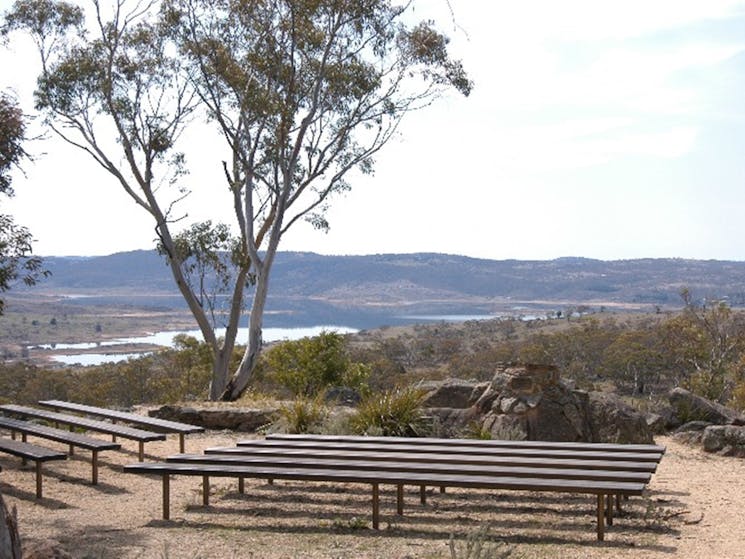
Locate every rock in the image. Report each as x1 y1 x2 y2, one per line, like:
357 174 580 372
668 387 745 426
470 364 654 444
587 392 654 444
675 421 713 433
702 425 745 456
150 405 278 432
0 492 21 559
23 540 72 559
423 407 479 437
645 412 667 435
420 378 488 409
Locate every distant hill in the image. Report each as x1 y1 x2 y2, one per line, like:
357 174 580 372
13 250 745 327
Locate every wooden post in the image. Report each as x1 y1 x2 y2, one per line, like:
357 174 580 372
396 484 404 515
91 451 99 485
162 475 170 520
606 494 613 526
596 494 605 541
202 476 210 506
371 484 380 529
35 463 43 499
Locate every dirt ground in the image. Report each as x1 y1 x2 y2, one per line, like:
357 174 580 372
2 432 744 559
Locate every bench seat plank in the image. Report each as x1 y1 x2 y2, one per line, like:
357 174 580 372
205 445 659 472
38 400 204 453
0 417 120 484
169 452 652 483
0 405 165 461
0 438 67 498
266 433 666 455
235 439 664 466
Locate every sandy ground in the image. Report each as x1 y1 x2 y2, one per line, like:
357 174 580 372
1 432 744 559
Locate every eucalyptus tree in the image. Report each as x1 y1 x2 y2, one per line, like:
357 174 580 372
3 0 471 400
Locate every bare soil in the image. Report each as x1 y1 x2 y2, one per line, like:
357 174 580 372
2 433 744 559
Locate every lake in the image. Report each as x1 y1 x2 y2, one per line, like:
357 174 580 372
40 325 359 366
40 313 511 366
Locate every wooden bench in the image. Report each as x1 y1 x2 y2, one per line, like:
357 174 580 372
123 459 645 540
0 405 166 461
38 400 204 453
172 449 651 518
266 433 667 455
0 417 120 484
0 438 66 498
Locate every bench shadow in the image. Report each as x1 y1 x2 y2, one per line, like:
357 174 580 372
153 514 679 553
0 480 70 509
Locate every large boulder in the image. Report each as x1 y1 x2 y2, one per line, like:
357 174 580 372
150 405 278 432
587 392 654 444
701 425 745 456
471 364 653 444
420 378 489 409
668 387 745 426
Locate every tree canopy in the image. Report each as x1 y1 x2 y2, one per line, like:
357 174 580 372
0 92 48 313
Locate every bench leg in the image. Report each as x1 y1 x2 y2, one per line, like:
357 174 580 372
616 494 622 513
420 485 426 505
440 485 446 494
179 434 185 454
163 475 170 520
91 450 99 485
371 483 380 530
606 494 613 526
35 462 43 499
596 494 605 541
203 475 210 506
397 484 404 515
139 442 144 462
238 477 245 494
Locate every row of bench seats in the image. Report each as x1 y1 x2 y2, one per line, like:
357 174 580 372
124 434 665 541
0 401 203 498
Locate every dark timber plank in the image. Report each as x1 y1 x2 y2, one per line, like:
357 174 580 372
266 433 666 454
205 445 659 472
38 400 203 454
234 439 663 465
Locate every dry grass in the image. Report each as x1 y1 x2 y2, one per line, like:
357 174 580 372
1 433 743 558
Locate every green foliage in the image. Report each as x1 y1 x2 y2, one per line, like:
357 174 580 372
273 396 328 434
349 386 426 437
263 331 369 397
0 93 49 313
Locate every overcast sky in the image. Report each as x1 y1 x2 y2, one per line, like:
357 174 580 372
2 0 745 261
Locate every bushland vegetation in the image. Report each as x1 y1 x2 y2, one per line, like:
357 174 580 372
3 298 745 418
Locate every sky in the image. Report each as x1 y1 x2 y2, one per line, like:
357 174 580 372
1 0 745 261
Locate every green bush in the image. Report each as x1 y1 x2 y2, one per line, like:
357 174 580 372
349 386 427 437
263 331 369 397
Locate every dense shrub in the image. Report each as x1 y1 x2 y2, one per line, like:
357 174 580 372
262 331 369 397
